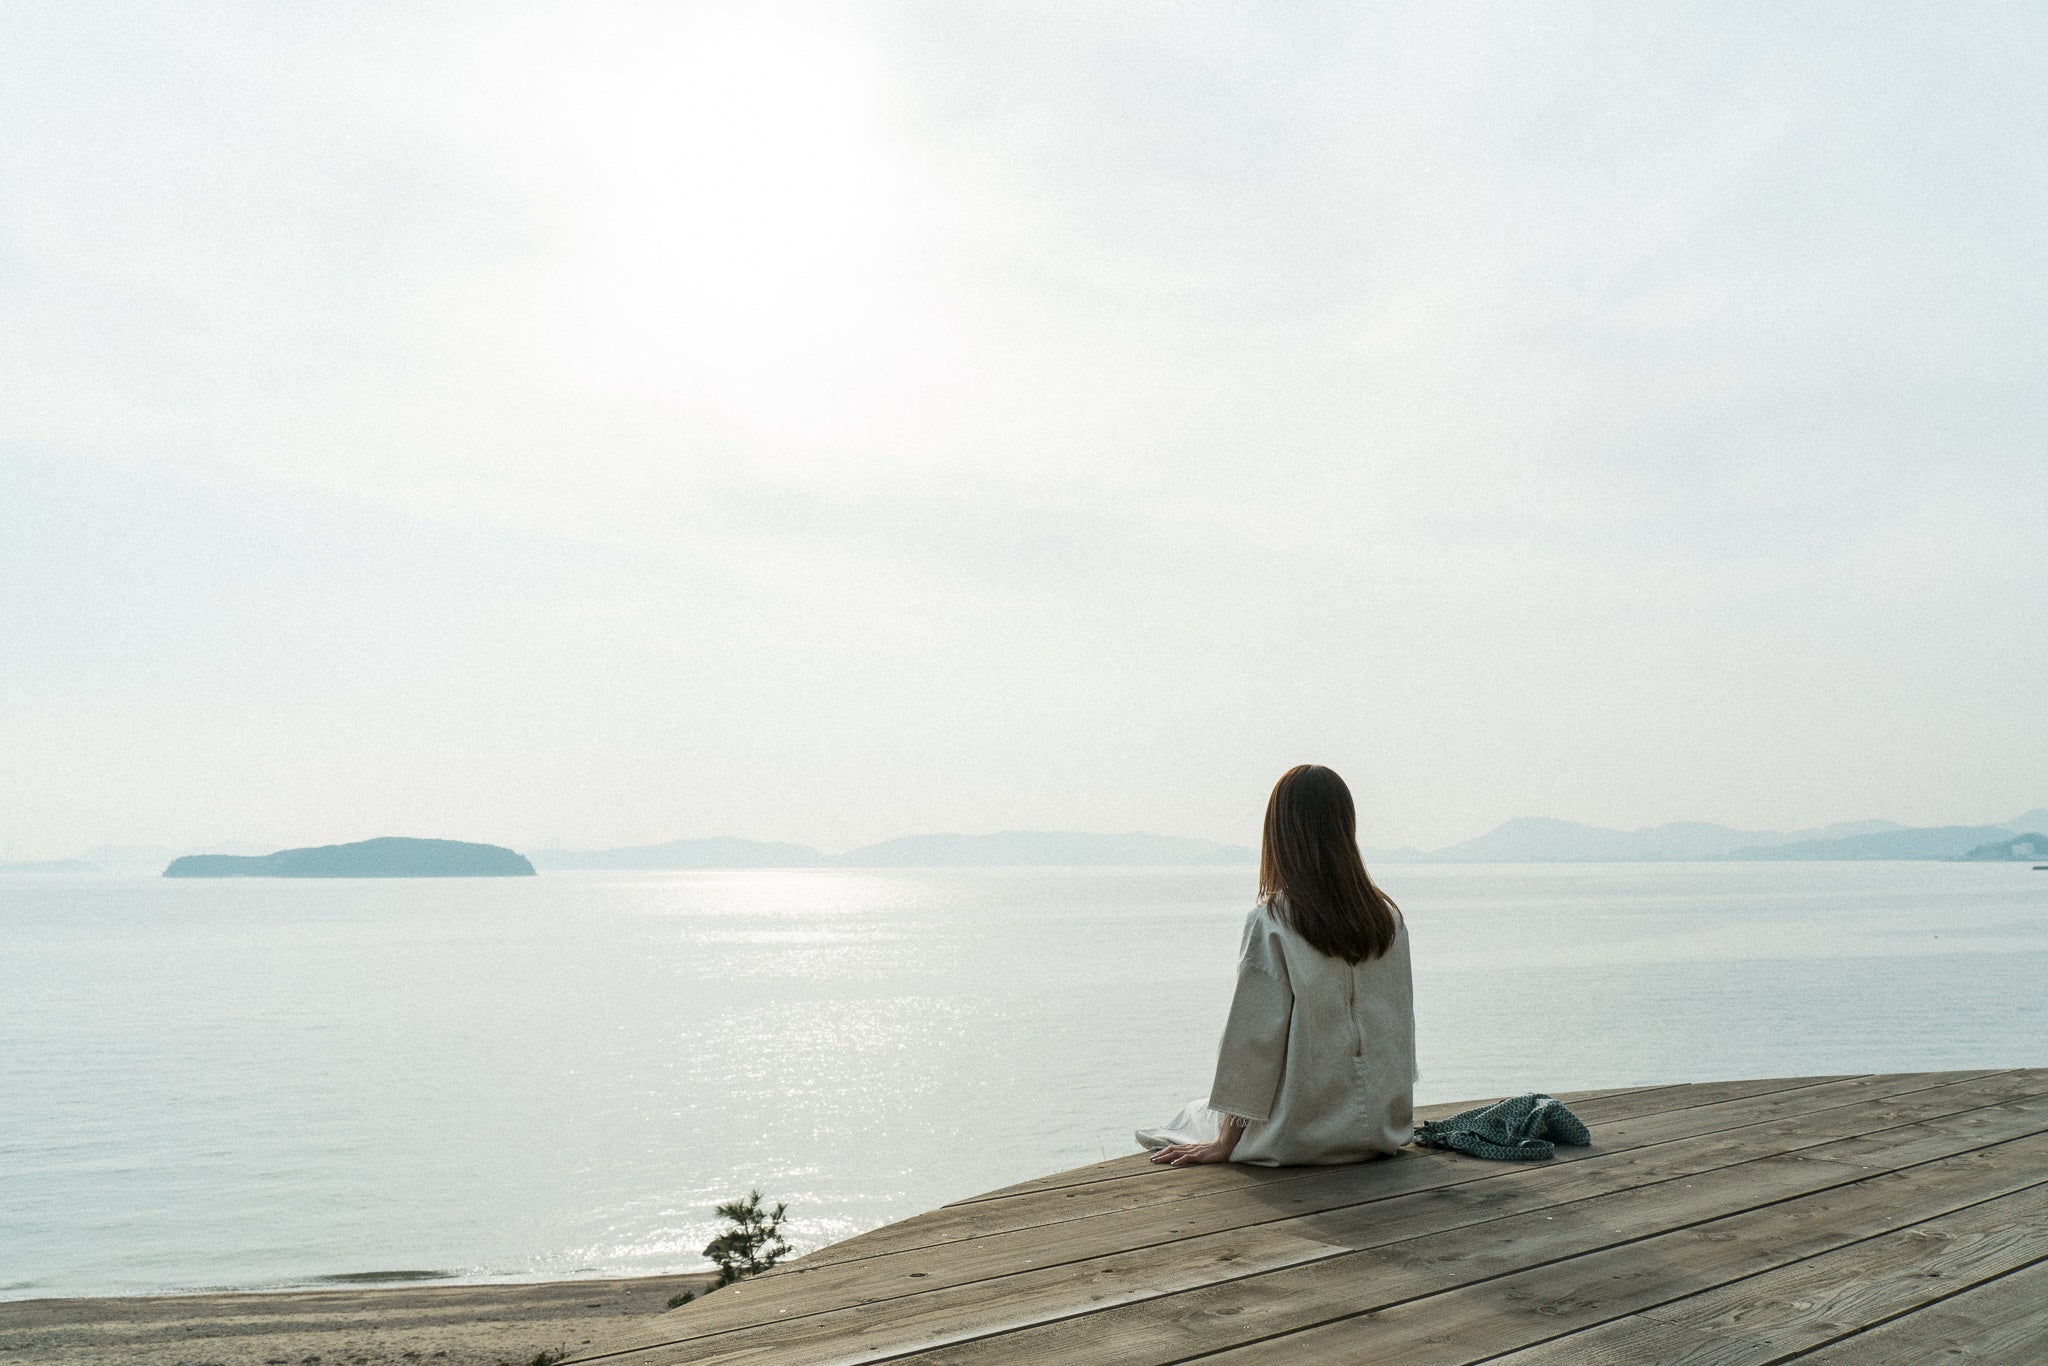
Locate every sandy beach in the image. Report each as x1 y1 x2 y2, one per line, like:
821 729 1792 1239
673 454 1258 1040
0 1273 716 1366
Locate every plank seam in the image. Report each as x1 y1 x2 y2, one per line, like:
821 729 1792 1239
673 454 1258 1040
1452 1183 2048 1366
937 1083 1700 1208
789 1074 1911 1277
740 1072 2016 1292
899 1146 2048 1366
1754 1246 2048 1366
1431 1168 2048 1365
582 1073 2038 1361
579 1077 2048 1365
936 1077 1863 1210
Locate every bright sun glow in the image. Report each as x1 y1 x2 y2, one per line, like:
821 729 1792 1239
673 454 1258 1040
509 12 956 450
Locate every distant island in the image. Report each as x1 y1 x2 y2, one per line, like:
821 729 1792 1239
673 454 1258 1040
164 837 535 879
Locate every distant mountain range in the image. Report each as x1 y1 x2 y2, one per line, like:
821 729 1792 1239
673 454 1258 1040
1717 825 2033 862
1964 832 2048 861
79 842 277 869
8 810 2045 874
528 836 831 870
0 858 101 875
531 811 2048 868
528 831 1256 870
1393 816 2048 863
0 842 280 876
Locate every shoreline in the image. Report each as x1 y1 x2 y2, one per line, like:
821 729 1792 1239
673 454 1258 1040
0 1271 717 1366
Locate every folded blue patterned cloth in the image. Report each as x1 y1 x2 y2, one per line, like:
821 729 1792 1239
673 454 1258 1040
1411 1093 1591 1160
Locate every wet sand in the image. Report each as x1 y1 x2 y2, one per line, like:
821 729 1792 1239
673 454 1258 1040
0 1273 717 1366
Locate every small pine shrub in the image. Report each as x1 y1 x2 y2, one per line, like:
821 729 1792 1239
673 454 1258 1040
665 1291 695 1309
702 1190 792 1287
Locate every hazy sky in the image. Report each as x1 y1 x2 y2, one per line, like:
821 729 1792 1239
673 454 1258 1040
5 2 2044 859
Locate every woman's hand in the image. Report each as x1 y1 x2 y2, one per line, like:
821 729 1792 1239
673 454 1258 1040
1148 1116 1244 1166
1148 1140 1234 1166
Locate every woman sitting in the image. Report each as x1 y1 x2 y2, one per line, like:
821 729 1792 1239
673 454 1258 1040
1139 764 1415 1166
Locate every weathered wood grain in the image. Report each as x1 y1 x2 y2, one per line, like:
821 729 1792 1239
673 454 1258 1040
898 1099 2048 1366
754 1073 1918 1297
1183 1143 2048 1366
579 1071 2025 1357
1484 1183 2048 1365
938 1076 1848 1219
1785 1258 2048 1363
941 1083 1673 1208
564 1071 2048 1366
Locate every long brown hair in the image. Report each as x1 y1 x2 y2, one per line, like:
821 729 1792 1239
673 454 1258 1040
1259 764 1400 964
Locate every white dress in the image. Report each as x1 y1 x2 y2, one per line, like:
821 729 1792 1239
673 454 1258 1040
1137 895 1416 1165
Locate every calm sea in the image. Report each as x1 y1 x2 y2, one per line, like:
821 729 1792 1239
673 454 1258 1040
2 862 2043 1300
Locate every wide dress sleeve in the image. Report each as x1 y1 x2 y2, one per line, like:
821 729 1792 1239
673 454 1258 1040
1205 909 1294 1123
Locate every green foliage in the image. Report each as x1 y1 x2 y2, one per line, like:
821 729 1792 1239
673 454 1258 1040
703 1189 792 1287
520 1350 567 1366
665 1290 696 1309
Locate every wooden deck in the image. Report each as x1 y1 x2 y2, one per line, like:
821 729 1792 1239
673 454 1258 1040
571 1070 2048 1364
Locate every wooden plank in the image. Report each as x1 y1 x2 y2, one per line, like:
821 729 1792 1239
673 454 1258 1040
942 1083 1683 1207
867 1102 2048 1366
938 1077 1853 1214
584 1071 2023 1356
1779 1089 2048 1172
775 1074 1885 1278
1406 1082 1673 1118
939 1153 1156 1208
1785 1258 2048 1363
1183 1146 2048 1365
582 1076 2048 1365
592 1072 2022 1357
1484 1185 2048 1365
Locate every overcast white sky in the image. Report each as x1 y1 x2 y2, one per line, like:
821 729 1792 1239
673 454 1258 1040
4 1 2044 859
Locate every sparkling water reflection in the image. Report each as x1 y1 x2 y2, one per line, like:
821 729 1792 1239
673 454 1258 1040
1 862 2042 1298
